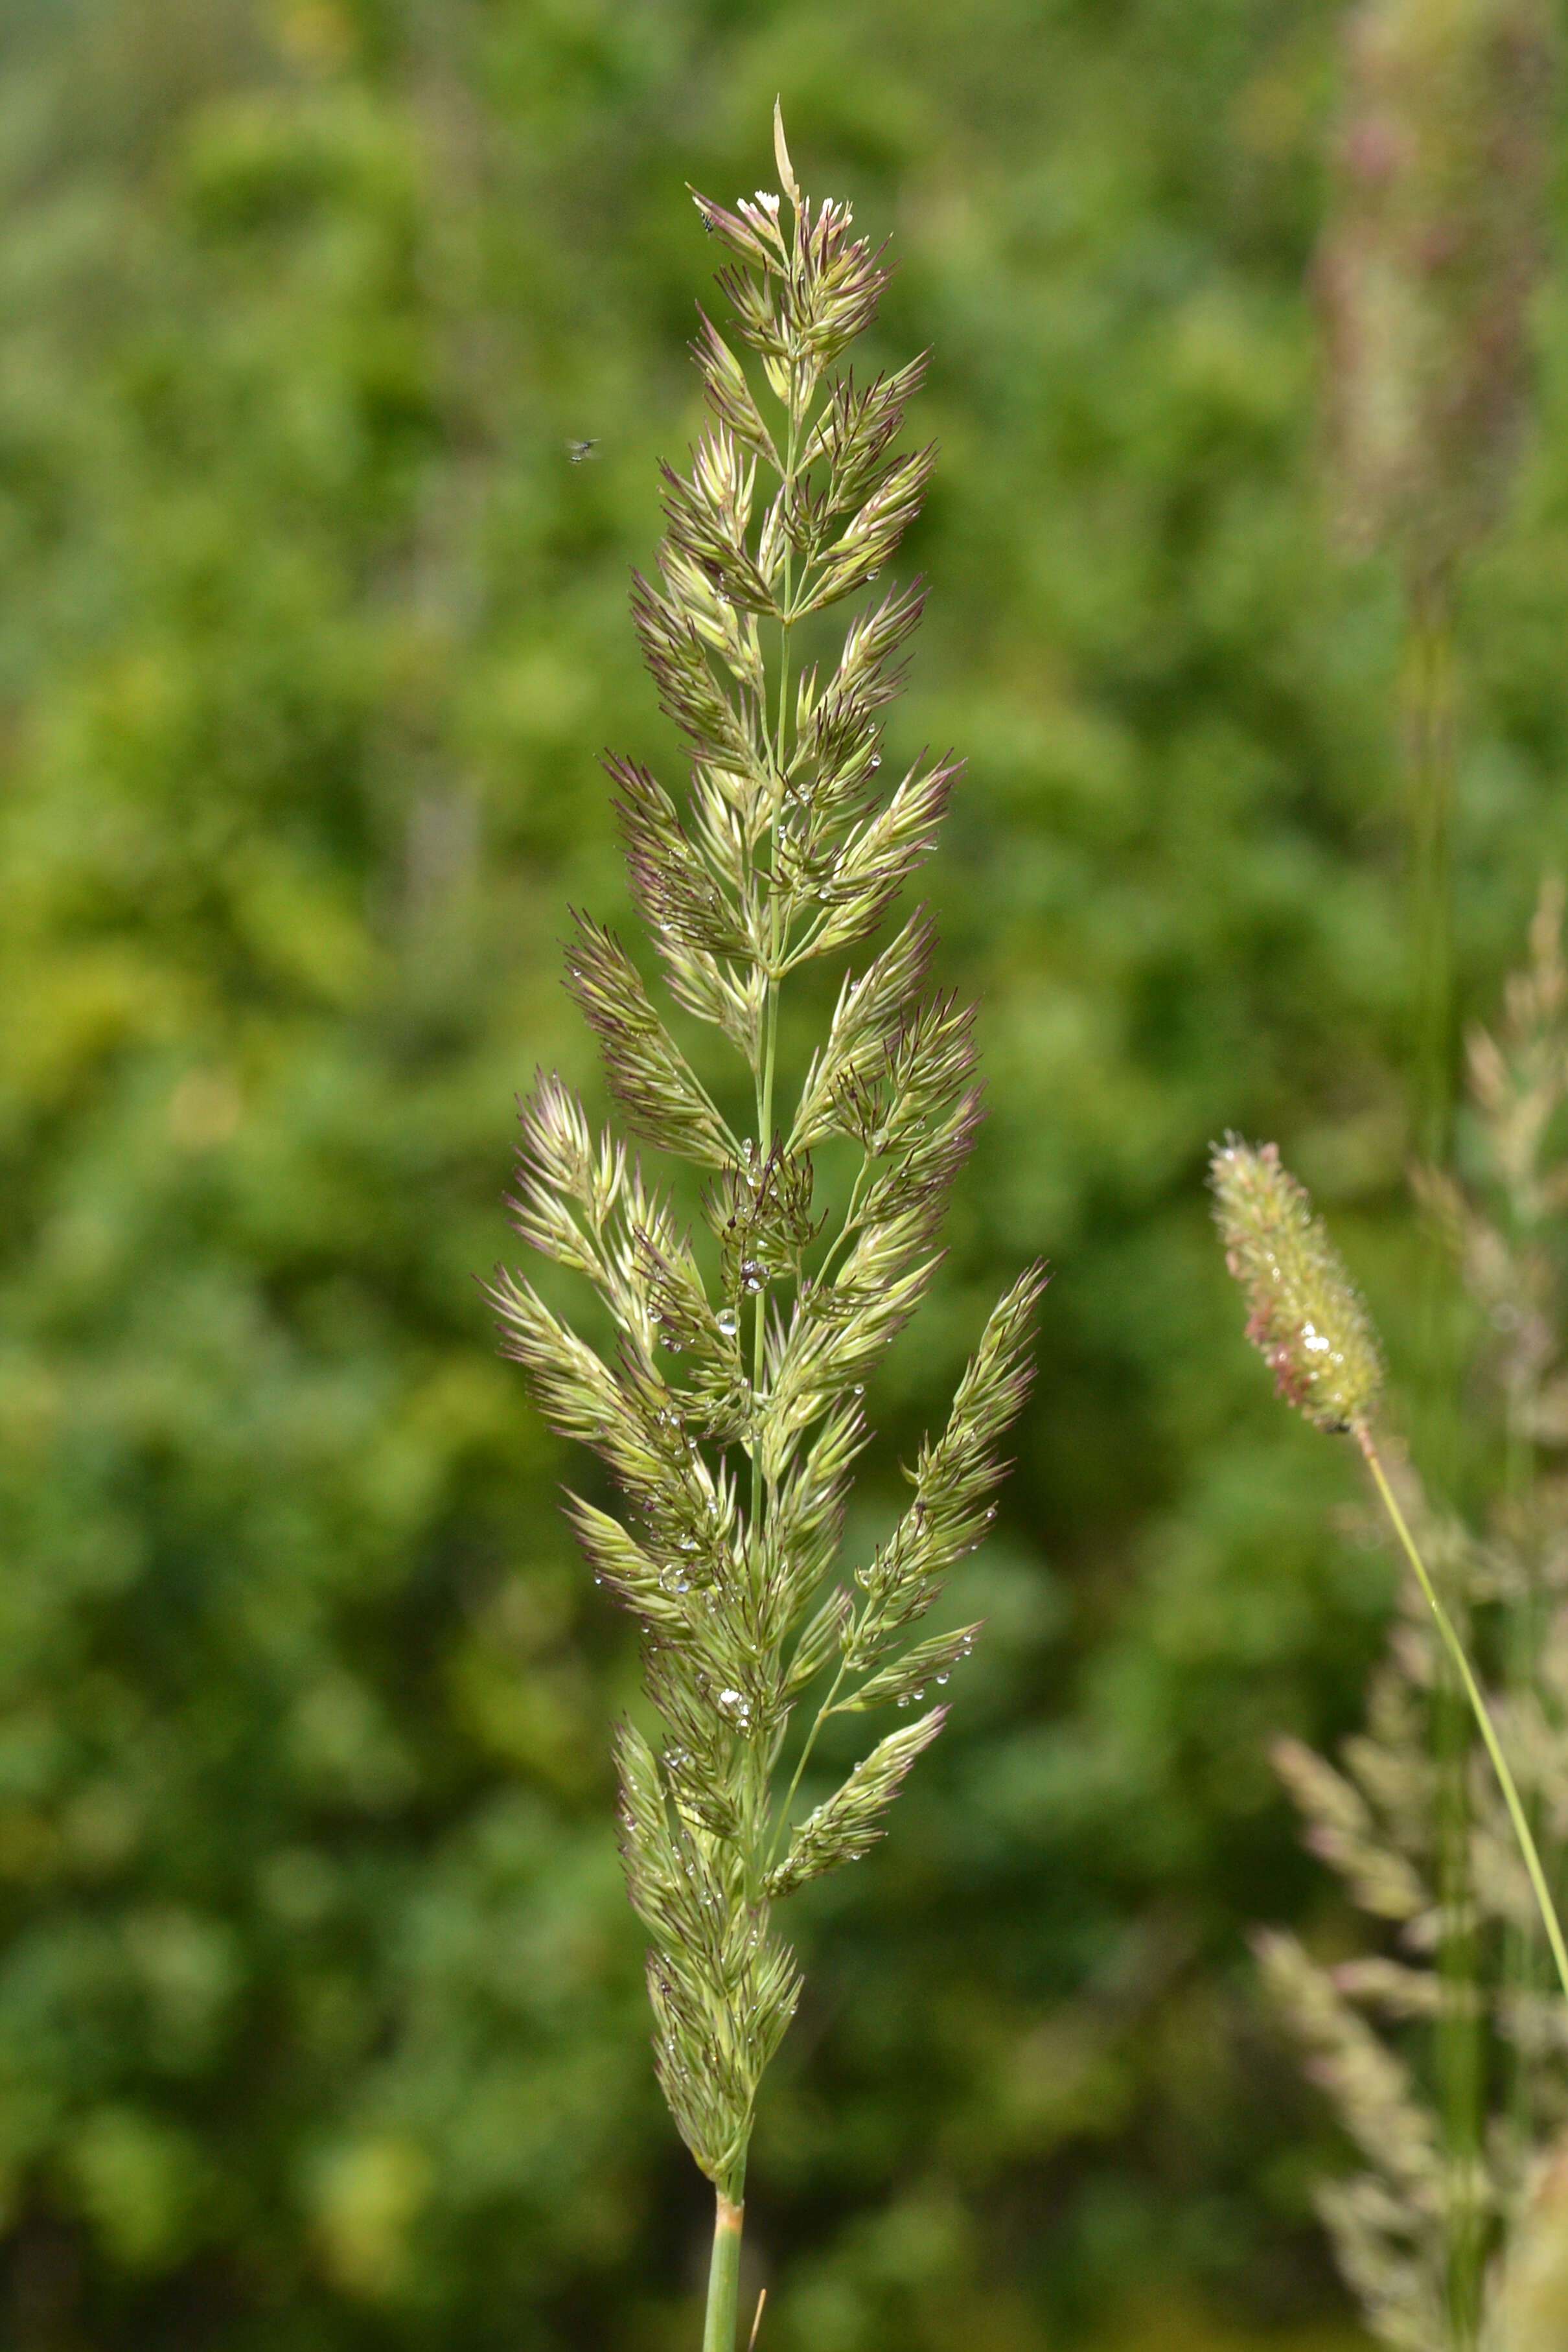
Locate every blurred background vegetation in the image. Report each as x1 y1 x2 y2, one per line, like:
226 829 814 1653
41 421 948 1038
1 0 1566 2345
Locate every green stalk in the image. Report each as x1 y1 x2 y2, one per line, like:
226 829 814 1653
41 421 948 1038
702 2189 746 2352
1399 568 1481 2344
766 1659 849 1873
1359 1425 1568 2007
1405 577 1457 1175
752 972 779 1431
1402 573 1460 1497
1362 1418 1565 2347
749 380 798 1495
1501 1269 1545 2154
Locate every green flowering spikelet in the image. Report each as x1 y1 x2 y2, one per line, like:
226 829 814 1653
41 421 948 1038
1210 1136 1384 1435
487 111 1045 2201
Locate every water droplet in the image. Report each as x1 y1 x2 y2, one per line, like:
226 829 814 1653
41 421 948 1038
851 1383 864 1397
677 1535 698 1554
717 1308 739 1338
896 1694 910 1708
936 1672 950 1685
741 1261 768 1293
868 751 882 770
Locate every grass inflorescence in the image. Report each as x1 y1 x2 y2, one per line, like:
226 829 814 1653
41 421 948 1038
487 108 1043 2351
1212 909 1568 2352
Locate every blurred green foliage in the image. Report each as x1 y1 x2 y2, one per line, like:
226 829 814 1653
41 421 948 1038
1 0 1566 2345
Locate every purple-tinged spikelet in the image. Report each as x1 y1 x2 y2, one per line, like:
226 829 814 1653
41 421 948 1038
1210 1138 1385 1434
1317 0 1555 593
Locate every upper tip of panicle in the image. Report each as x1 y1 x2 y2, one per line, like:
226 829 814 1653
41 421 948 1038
772 98 801 211
1208 1135 1384 1436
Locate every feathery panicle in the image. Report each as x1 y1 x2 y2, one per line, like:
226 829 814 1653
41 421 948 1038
1482 2134 1568 2352
488 109 1043 2238
1420 879 1568 1455
1259 1477 1562 2352
1210 1136 1385 1434
1257 1929 1453 2352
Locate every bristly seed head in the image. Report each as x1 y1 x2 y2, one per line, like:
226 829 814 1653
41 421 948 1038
1210 1136 1385 1434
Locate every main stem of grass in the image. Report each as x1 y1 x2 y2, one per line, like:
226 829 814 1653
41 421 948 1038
703 2189 746 2352
1399 570 1482 2340
1503 1298 1547 2152
1359 1425 1568 2007
1406 581 1457 1174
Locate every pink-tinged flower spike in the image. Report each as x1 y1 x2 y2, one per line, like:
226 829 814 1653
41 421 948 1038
1210 1136 1568 2026
1210 1137 1385 1435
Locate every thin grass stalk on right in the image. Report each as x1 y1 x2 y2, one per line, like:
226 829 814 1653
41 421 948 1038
1214 1089 1568 2352
1212 1138 1567 2011
1315 5 1556 2329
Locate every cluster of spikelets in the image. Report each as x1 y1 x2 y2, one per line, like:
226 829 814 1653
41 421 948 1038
487 113 1043 2202
1221 895 1568 2352
1210 1136 1385 1436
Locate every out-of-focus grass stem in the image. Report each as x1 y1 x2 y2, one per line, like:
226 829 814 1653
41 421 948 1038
1401 559 1480 2340
1358 1425 1568 2007
1405 576 1457 1175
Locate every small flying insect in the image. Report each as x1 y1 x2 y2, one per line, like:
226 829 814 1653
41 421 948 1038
566 437 599 464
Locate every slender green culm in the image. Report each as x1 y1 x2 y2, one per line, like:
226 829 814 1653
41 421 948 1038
1315 12 1558 2336
489 108 1044 2349
1354 1429 1568 2011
